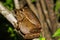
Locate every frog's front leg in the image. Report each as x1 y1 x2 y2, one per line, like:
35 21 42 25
16 10 25 21
15 10 25 30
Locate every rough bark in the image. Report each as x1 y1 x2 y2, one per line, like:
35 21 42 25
35 0 53 40
45 0 57 34
0 2 17 28
40 0 52 32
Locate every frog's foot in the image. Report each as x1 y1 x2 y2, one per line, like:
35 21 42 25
30 27 41 33
24 33 40 39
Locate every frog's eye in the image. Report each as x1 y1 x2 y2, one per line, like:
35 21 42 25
22 9 24 11
20 9 24 11
20 9 23 11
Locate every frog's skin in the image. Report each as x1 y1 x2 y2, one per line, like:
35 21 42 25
15 7 41 39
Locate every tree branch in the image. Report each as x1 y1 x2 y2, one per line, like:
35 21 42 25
40 0 52 32
45 0 57 33
14 0 20 9
0 2 17 28
36 0 52 40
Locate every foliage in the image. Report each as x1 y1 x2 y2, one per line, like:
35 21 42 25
39 37 45 40
39 28 60 40
3 0 14 10
52 28 60 37
58 38 60 40
55 0 60 12
52 28 60 40
8 27 14 33
7 27 16 37
39 35 45 40
52 9 60 38
31 0 36 3
55 0 60 19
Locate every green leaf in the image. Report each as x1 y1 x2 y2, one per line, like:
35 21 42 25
52 28 60 37
7 27 13 33
3 0 14 10
39 37 45 40
10 33 15 37
31 0 36 3
58 38 60 40
6 0 12 4
55 0 60 12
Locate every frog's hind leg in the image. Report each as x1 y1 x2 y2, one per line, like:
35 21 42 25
24 33 40 39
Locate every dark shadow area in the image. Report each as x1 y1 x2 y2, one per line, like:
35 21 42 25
0 14 24 40
58 16 60 23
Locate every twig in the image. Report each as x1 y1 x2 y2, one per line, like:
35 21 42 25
0 2 17 28
14 0 20 9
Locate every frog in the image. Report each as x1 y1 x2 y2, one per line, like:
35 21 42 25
15 7 41 39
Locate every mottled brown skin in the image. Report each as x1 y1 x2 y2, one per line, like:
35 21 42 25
15 7 41 39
